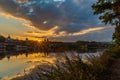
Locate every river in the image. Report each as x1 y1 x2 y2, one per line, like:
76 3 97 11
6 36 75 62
0 51 101 80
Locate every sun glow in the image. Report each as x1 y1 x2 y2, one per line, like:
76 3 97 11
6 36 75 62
38 39 43 43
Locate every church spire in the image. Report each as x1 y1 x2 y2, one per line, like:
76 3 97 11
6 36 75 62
8 34 11 39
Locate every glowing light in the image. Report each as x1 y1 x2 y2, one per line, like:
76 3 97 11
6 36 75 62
38 39 42 42
72 27 106 36
43 21 47 24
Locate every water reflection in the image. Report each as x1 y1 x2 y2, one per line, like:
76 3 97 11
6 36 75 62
0 51 101 79
0 51 50 61
0 51 58 79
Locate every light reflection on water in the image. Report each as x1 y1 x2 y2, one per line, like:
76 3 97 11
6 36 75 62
0 51 101 80
0 52 58 79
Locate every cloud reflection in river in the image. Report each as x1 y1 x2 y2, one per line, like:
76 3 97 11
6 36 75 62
0 52 58 80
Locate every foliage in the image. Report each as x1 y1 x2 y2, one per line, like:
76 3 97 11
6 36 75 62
92 0 120 25
34 45 120 80
76 41 89 52
37 55 97 80
0 35 5 42
9 45 119 80
92 0 120 45
113 25 120 45
103 45 120 58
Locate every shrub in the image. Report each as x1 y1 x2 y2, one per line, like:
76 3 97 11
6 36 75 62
37 55 99 80
35 46 120 80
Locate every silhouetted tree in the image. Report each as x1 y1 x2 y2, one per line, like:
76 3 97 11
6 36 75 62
0 35 5 42
92 0 120 45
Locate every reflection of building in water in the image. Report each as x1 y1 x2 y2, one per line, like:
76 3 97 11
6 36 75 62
6 55 10 61
0 54 5 60
25 53 28 57
41 37 50 56
15 45 27 51
0 43 6 52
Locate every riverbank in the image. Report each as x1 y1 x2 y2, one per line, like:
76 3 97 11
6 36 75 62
4 52 101 80
102 46 120 80
5 46 120 80
108 58 120 80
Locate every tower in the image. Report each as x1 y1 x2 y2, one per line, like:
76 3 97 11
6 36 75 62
5 35 12 42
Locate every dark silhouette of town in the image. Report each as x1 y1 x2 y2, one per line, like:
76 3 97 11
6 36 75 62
0 35 111 60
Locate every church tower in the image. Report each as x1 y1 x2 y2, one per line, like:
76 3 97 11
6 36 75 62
5 35 12 42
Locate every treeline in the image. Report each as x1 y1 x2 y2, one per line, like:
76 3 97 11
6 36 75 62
23 40 111 52
11 45 120 80
0 35 111 52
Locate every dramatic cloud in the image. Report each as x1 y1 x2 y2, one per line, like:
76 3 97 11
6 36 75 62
49 26 114 42
0 0 99 30
0 0 114 41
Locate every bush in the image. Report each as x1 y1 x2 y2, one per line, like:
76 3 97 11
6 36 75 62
35 46 120 80
37 55 97 80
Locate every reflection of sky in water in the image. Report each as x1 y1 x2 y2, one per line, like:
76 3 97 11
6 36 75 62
0 52 57 79
0 52 101 79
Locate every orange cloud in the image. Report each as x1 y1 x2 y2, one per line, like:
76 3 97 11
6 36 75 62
0 11 60 40
25 26 59 36
54 26 112 37
0 11 113 41
0 11 41 31
72 27 106 36
0 12 29 23
23 23 40 30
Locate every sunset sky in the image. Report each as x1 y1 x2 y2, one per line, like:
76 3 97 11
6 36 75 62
0 0 114 42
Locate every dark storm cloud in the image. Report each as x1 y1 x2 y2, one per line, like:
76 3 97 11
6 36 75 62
0 0 66 30
0 0 101 32
0 0 114 41
0 0 18 14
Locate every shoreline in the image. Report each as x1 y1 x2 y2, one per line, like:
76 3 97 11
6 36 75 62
5 52 102 80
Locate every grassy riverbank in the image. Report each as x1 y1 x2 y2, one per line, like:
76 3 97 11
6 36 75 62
36 45 120 80
10 45 120 80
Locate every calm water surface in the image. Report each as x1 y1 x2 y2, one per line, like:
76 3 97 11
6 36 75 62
0 52 101 79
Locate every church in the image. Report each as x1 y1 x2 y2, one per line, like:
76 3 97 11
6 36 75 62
0 35 27 52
